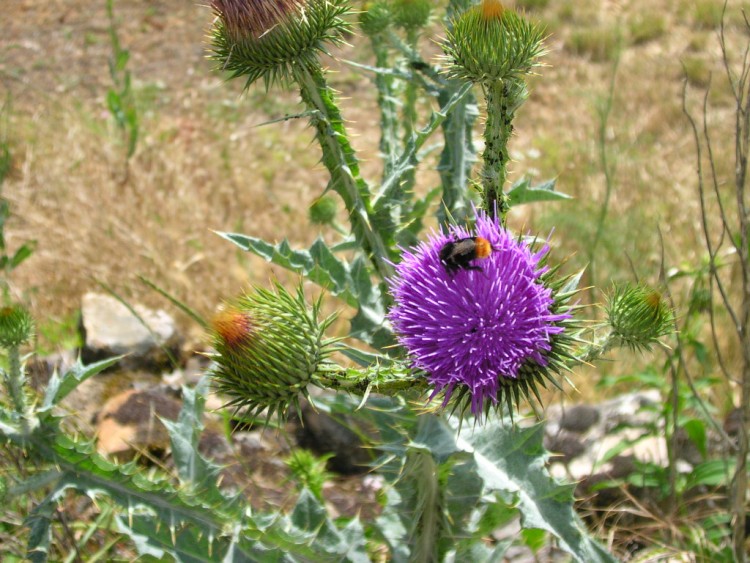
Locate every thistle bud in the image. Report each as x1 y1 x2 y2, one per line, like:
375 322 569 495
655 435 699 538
0 305 34 349
209 284 339 421
390 0 432 31
308 195 338 226
606 284 673 351
209 0 352 88
359 1 391 37
443 0 546 85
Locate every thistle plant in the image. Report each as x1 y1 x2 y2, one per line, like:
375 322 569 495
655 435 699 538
0 1 688 561
200 0 671 561
0 304 34 419
207 0 670 430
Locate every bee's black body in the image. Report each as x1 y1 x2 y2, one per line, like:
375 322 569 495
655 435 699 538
439 237 488 275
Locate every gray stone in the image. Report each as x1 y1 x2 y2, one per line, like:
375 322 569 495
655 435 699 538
80 292 182 372
559 404 600 433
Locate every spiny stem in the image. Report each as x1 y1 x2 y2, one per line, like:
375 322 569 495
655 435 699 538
370 37 400 179
294 65 394 280
480 79 527 222
6 346 25 415
316 363 426 395
575 331 616 364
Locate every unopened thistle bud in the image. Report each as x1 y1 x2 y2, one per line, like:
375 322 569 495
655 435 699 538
390 0 432 32
443 0 546 85
309 195 338 226
359 1 391 37
606 284 673 351
209 0 352 88
0 305 34 349
209 284 339 421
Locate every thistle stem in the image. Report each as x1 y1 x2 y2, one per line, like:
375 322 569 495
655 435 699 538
6 346 25 415
294 65 394 280
480 79 527 222
575 331 617 364
371 37 400 179
315 363 427 395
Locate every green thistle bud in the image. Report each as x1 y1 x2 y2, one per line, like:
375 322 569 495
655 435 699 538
443 0 546 85
0 305 34 348
209 0 352 88
209 284 339 421
390 0 431 31
606 284 674 351
308 195 338 225
359 1 391 37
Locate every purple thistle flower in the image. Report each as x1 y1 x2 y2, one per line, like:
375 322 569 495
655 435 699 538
388 210 570 416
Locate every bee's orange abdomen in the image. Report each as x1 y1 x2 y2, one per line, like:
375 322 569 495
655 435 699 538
474 237 493 259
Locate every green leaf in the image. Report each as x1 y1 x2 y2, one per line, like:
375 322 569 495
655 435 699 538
41 355 125 411
217 233 357 306
461 421 616 563
162 378 222 490
288 489 369 562
217 233 393 350
685 459 734 489
25 495 56 563
10 241 36 269
507 177 571 207
455 539 511 563
682 418 707 459
338 343 392 367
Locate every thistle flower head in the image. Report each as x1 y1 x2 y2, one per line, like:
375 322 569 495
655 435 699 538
388 210 576 419
209 284 339 421
0 305 34 348
606 284 674 351
443 0 546 85
209 0 352 88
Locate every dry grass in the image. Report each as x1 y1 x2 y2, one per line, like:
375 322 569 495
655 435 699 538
0 0 746 382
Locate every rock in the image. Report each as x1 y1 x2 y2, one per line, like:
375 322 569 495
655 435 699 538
62 370 163 429
292 399 374 475
25 349 77 391
95 387 182 459
544 431 587 463
559 404 600 433
598 390 662 431
545 391 664 482
161 353 211 390
80 292 182 372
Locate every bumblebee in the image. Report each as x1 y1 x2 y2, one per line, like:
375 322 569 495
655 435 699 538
439 236 495 275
